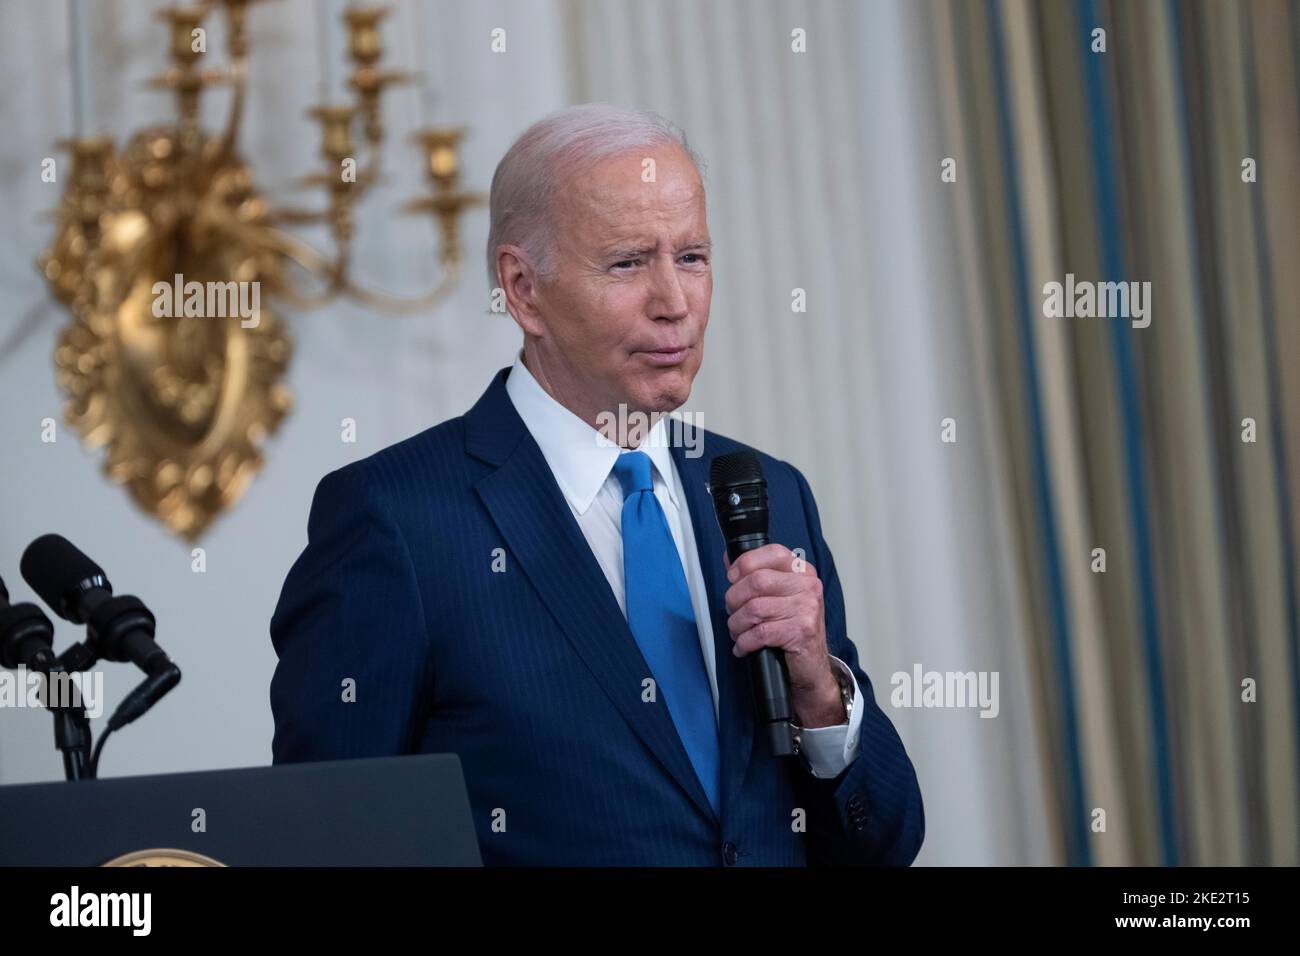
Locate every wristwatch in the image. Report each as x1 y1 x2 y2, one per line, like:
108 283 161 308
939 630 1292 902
790 657 855 754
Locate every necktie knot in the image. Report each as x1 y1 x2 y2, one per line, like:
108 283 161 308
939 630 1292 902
612 450 654 497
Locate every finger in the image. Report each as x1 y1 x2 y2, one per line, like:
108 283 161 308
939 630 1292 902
724 567 806 614
725 543 793 583
731 622 772 657
731 620 796 657
727 595 792 636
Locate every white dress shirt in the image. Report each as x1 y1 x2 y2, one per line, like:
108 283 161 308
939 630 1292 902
504 351 862 778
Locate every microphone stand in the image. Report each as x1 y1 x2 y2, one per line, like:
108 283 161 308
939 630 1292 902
49 640 181 780
47 641 98 781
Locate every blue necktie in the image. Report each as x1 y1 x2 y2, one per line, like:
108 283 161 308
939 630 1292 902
612 450 721 816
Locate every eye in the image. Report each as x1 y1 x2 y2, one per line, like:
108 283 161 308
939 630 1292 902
679 253 707 265
611 259 640 271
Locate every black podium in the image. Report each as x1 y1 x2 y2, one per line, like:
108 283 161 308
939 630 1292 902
0 754 482 866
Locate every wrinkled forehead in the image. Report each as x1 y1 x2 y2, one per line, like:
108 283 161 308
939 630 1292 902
555 147 707 236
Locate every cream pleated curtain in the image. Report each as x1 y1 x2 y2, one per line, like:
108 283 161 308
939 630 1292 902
566 0 1057 865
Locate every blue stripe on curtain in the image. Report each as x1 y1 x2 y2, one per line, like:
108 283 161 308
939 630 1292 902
986 0 1091 866
1078 0 1177 866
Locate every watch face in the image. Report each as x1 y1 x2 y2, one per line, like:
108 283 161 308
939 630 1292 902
837 669 854 702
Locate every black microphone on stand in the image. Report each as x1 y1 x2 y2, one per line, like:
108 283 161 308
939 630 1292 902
709 451 796 757
1 574 92 779
0 574 57 673
21 535 181 774
21 535 175 680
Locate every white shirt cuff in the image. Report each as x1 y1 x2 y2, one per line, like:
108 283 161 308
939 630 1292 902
796 655 864 779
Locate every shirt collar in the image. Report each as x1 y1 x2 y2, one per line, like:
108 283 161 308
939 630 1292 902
504 350 680 515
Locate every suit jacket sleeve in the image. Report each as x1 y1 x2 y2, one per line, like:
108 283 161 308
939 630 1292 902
786 462 925 866
269 465 432 763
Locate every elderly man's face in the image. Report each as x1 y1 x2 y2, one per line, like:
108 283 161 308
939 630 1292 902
512 143 711 424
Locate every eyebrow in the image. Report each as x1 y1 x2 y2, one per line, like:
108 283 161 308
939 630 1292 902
603 239 712 259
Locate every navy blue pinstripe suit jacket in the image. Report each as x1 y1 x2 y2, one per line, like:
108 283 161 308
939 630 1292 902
269 367 924 865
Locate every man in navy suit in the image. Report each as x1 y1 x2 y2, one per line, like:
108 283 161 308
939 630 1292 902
270 103 923 866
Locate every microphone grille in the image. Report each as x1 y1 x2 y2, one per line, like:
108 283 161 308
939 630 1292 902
709 450 765 488
20 534 107 615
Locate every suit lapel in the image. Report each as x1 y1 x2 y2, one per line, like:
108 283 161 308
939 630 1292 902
669 440 756 822
466 370 720 825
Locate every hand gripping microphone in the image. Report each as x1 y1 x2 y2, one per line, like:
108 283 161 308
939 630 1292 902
709 451 796 757
21 534 180 731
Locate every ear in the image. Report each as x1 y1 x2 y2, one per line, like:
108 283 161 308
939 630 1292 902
495 246 547 337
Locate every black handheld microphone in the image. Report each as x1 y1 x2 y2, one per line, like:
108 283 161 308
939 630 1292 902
709 451 795 757
20 534 173 677
0 575 58 673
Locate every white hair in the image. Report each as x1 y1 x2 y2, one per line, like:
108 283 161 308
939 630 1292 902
485 103 705 290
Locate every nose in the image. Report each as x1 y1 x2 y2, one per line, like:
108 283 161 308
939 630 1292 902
649 255 690 321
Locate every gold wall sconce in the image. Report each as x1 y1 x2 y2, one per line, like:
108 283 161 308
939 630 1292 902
40 0 484 540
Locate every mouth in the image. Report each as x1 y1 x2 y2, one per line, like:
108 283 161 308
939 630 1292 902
638 345 693 367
